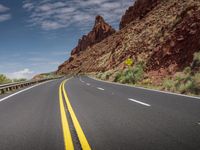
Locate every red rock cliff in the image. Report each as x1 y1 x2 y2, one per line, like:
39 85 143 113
120 0 159 29
57 15 115 74
71 15 116 55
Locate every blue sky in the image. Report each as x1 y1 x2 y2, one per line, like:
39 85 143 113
0 0 133 79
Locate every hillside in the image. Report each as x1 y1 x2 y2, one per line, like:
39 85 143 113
57 0 200 95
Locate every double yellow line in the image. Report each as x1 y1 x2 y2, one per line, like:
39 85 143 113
59 80 91 150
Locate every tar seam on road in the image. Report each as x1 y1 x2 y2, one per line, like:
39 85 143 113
62 80 91 150
59 82 74 150
128 98 151 107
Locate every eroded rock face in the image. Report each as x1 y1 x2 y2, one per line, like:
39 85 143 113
71 15 116 55
57 0 200 81
120 0 159 29
147 7 200 74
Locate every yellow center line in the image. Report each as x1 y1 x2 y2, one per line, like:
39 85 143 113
59 81 74 150
62 80 91 150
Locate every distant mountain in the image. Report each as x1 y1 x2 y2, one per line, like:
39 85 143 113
57 0 200 82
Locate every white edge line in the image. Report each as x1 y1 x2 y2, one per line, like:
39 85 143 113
88 76 200 100
86 83 90 86
97 87 104 91
79 77 85 83
128 98 151 107
0 80 55 102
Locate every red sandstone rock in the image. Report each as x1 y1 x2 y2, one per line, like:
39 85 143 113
71 15 115 55
120 0 159 29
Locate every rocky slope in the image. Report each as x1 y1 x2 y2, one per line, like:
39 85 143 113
57 0 200 82
120 0 159 29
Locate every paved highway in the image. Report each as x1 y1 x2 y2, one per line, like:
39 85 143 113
0 76 200 150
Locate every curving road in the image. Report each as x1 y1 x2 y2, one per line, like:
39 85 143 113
0 76 200 150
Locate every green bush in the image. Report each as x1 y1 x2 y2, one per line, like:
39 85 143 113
191 73 200 94
114 62 144 84
97 71 112 80
163 79 175 91
0 74 11 84
162 68 200 95
191 52 200 68
97 72 103 79
183 67 191 74
113 71 123 82
177 78 194 93
101 71 112 80
13 78 27 82
193 52 200 64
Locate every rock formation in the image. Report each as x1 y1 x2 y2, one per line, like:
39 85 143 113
120 0 159 29
57 0 200 81
57 15 115 74
71 15 116 55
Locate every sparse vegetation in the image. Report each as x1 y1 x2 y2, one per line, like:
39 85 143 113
0 74 12 84
191 51 200 69
159 53 200 95
96 53 200 96
162 72 200 95
34 72 59 80
97 71 112 80
114 61 145 84
0 74 29 85
13 78 27 82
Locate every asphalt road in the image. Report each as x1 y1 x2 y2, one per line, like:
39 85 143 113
0 79 64 150
0 76 200 150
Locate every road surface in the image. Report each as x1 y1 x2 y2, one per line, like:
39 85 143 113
0 76 200 150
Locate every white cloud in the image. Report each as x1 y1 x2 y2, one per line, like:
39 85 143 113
6 69 35 79
27 54 67 67
0 4 11 22
0 4 9 12
23 0 134 30
22 2 34 11
0 14 11 22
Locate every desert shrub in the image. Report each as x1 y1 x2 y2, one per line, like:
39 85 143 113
97 72 103 79
132 63 144 81
114 62 144 84
141 78 152 85
162 69 200 94
176 78 194 93
163 79 175 91
183 67 191 74
191 73 200 94
191 52 200 69
113 71 122 82
193 52 200 64
97 71 112 80
119 68 135 83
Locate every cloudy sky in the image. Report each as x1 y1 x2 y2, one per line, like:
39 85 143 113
0 0 133 79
